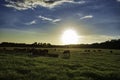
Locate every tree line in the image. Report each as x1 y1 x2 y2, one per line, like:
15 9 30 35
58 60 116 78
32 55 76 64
0 42 52 48
0 39 120 49
67 39 120 49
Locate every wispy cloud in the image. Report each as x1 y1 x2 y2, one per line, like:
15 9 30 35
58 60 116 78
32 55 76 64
25 20 36 25
80 15 93 20
117 0 120 2
38 15 61 23
4 0 85 10
81 35 120 44
52 19 61 23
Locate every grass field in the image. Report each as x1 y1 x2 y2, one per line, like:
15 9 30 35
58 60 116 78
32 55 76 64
0 48 120 80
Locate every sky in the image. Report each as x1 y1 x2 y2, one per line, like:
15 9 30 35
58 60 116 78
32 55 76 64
0 0 120 45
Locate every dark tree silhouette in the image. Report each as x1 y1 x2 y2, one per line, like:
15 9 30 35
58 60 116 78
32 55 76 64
0 39 120 49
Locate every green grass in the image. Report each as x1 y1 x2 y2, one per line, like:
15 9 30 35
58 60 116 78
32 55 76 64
0 48 120 80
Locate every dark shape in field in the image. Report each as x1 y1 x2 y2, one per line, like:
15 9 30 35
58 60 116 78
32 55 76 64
84 50 87 52
88 50 90 52
110 51 113 53
3 48 6 51
93 50 96 52
32 49 48 56
31 49 59 58
84 50 90 52
54 49 56 51
62 50 70 59
0 48 59 58
98 50 102 52
14 48 27 53
47 53 59 58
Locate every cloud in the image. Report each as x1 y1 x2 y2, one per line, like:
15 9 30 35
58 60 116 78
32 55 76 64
38 15 53 21
38 15 61 23
81 35 120 44
25 20 36 25
80 15 93 20
25 15 61 25
4 0 85 10
52 19 61 23
117 0 120 2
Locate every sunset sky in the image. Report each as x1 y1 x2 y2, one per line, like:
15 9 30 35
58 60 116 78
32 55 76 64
0 0 120 45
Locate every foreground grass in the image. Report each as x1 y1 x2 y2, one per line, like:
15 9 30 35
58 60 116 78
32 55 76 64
0 48 120 80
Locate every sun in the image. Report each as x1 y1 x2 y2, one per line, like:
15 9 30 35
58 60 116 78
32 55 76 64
61 29 79 44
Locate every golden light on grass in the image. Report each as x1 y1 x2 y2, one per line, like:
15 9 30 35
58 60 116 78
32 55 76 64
61 29 79 44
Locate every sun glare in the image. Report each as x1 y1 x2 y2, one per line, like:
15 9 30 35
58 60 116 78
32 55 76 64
61 29 79 44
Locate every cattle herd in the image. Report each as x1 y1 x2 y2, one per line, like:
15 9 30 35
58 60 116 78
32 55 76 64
0 48 114 59
84 49 102 52
84 49 113 53
0 48 71 59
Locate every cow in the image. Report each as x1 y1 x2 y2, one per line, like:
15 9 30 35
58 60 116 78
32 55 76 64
84 50 87 52
98 50 102 52
87 50 90 52
47 53 59 58
110 51 113 53
93 50 96 52
62 50 70 59
32 49 48 57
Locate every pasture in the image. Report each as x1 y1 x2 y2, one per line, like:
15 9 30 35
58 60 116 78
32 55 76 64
0 48 120 80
